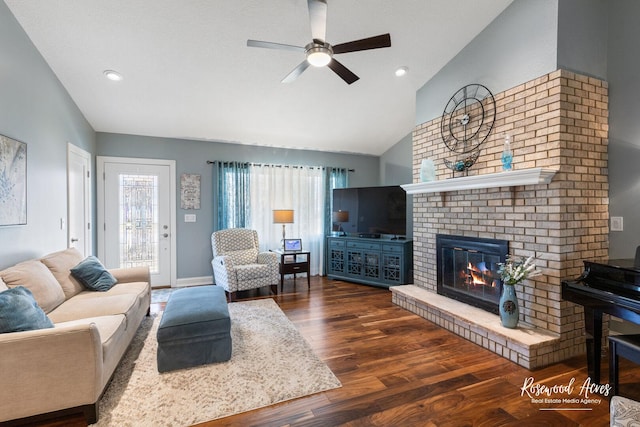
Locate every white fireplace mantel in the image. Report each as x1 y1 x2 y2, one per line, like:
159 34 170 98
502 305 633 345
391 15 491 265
401 168 557 195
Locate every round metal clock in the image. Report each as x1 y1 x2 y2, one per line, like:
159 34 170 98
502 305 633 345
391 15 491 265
440 84 496 154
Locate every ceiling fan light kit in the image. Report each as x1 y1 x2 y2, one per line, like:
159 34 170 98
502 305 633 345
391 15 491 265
247 0 391 84
306 42 333 67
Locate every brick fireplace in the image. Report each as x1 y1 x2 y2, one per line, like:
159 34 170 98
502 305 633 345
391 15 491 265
392 69 609 369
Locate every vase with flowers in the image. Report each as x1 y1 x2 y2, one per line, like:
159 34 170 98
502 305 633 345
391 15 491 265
497 255 541 328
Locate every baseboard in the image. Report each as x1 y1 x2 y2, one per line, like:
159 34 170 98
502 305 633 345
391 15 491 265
175 276 213 288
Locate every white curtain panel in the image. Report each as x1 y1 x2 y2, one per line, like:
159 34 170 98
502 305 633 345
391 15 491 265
249 165 326 275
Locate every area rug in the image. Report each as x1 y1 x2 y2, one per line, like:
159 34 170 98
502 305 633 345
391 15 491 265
150 288 174 304
93 298 341 426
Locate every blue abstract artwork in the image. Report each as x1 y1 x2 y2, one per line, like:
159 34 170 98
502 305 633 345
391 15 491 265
0 135 27 226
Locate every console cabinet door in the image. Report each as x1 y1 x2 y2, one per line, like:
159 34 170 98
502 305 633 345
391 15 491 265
327 238 345 275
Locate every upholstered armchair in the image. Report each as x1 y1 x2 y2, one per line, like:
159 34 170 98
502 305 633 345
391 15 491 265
211 228 279 301
611 395 640 426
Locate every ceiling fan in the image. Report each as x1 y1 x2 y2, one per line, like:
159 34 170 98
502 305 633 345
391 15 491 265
247 0 391 85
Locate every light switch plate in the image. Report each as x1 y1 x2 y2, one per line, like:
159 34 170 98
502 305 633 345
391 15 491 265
184 214 197 223
611 216 623 231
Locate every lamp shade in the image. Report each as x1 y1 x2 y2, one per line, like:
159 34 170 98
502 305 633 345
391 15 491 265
332 210 349 222
273 209 294 224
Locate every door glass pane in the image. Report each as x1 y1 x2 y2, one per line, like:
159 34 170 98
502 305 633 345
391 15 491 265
119 174 158 273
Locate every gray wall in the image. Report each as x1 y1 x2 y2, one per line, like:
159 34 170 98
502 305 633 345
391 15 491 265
552 0 638 259
0 2 95 269
379 133 412 186
379 132 413 238
607 0 640 258
96 132 380 279
557 0 608 80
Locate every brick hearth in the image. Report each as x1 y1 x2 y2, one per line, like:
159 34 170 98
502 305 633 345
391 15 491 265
395 69 609 369
391 286 559 369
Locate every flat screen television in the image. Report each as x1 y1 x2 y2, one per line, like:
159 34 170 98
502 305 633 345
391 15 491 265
332 185 407 238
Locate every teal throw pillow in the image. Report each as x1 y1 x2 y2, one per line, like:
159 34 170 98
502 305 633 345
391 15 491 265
0 286 55 333
70 256 117 292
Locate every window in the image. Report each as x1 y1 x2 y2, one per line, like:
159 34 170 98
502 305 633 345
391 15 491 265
214 162 348 275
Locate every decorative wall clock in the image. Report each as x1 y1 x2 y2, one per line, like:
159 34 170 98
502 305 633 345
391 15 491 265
440 84 496 174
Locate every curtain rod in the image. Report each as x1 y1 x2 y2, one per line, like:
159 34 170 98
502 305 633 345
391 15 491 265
206 160 354 172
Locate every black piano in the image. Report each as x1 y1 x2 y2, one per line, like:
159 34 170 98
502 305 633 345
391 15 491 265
562 258 640 383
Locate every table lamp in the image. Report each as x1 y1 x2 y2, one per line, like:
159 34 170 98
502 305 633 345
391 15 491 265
332 210 349 236
273 209 294 247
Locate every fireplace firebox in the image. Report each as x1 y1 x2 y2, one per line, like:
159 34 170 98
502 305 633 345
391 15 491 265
436 234 508 314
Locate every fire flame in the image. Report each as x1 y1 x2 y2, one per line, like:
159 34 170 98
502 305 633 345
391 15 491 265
467 262 492 286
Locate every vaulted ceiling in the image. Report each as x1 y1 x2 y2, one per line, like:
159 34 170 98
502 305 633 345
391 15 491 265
6 0 513 155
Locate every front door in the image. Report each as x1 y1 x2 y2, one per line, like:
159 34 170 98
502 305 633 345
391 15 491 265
97 157 176 287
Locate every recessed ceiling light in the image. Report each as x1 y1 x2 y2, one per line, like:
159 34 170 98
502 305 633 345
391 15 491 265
103 70 123 81
395 66 408 77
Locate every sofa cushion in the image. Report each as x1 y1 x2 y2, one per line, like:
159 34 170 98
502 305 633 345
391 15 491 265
70 256 117 292
0 286 54 333
55 314 128 368
40 248 85 299
48 293 141 324
100 281 150 299
0 260 65 313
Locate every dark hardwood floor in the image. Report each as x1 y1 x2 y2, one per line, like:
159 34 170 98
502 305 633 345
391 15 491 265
29 276 640 426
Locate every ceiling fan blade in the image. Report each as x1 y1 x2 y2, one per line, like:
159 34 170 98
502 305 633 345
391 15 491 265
308 0 328 42
327 58 359 85
247 39 305 53
282 60 311 83
332 33 391 55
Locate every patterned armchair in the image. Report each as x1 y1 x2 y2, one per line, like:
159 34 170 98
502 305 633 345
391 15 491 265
211 228 279 301
611 395 640 426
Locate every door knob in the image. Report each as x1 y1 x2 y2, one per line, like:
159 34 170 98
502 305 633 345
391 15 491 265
163 233 169 238
70 238 79 242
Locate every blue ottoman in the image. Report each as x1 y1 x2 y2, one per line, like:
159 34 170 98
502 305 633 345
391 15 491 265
157 285 231 372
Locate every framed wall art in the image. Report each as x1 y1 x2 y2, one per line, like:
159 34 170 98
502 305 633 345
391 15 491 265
0 134 27 226
180 173 201 210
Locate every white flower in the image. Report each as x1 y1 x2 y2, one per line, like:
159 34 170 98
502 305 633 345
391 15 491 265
497 255 541 285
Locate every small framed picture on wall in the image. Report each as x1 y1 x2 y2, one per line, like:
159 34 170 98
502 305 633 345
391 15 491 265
180 173 201 210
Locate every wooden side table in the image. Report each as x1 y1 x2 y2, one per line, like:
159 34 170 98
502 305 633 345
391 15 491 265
270 249 310 291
